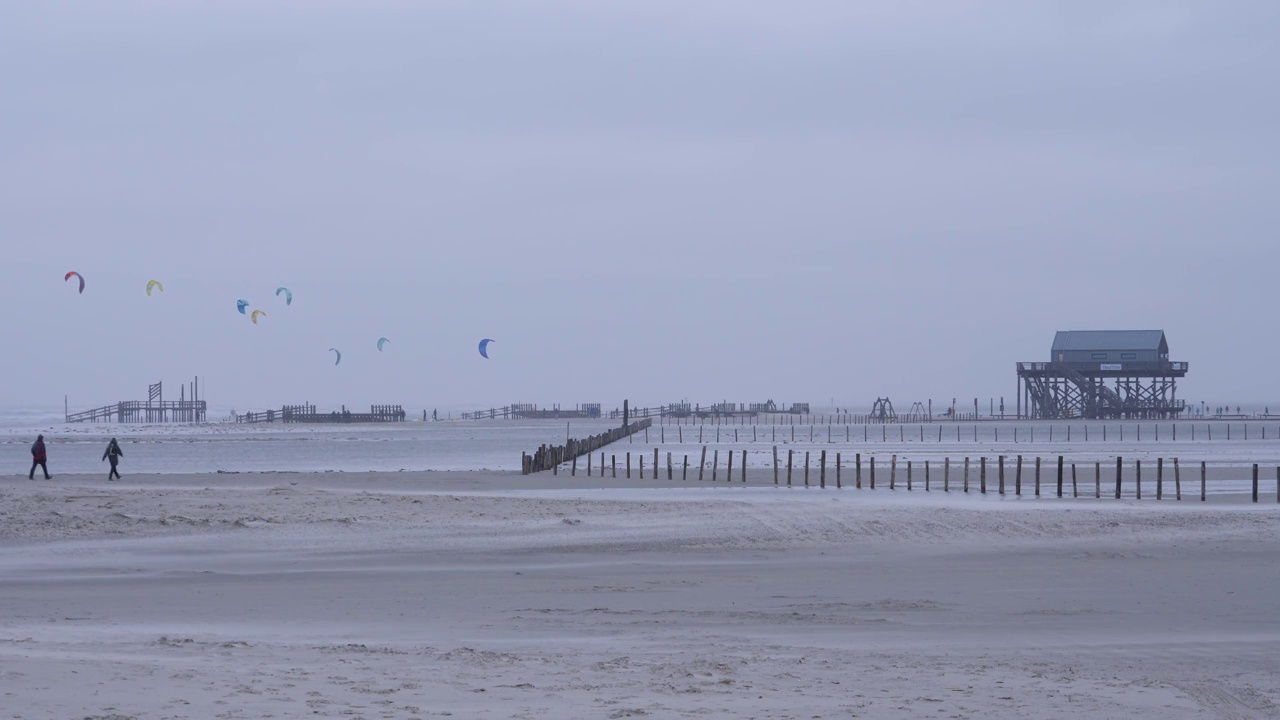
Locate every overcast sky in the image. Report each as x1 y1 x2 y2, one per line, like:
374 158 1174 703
2 1 1277 415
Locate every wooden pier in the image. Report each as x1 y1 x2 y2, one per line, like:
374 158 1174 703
236 404 407 424
66 380 207 424
462 403 602 420
607 401 811 420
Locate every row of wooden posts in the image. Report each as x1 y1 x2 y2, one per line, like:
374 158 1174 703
522 419 653 474
552 447 1280 503
656 413 1277 436
634 423 1275 444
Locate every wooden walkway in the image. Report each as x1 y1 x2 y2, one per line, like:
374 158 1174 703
66 380 206 424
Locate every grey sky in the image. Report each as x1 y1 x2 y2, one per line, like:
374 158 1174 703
2 1 1277 414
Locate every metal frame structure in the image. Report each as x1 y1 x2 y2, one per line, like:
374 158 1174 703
870 397 897 423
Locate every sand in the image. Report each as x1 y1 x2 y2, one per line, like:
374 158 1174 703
2 472 1279 719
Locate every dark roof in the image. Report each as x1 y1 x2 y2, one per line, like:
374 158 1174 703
1051 330 1167 353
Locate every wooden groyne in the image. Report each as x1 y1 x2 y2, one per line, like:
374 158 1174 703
522 419 652 474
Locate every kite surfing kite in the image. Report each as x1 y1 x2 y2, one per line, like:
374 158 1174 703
377 337 390 351
64 271 85 294
329 348 342 366
251 310 266 325
237 299 249 314
146 280 164 296
276 287 292 305
478 338 495 359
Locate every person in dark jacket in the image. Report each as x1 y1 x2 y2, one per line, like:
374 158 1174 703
29 435 51 480
102 438 124 480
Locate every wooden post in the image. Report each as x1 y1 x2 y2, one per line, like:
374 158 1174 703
1035 457 1041 497
1174 458 1181 500
787 449 794 486
944 457 950 492
1157 458 1163 500
1095 461 1101 499
998 456 1005 495
773 446 779 485
742 449 747 483
668 452 673 480
1276 466 1279 504
626 452 631 478
856 453 863 488
654 448 659 480
571 455 577 476
1072 463 1078 498
712 450 719 482
820 450 827 488
640 454 644 479
907 459 912 491
683 455 688 481
890 454 897 490
1252 463 1258 503
1200 461 1206 502
1057 456 1064 498
1116 456 1123 500
870 456 876 489
1136 460 1142 500
699 446 707 481
836 453 842 488
980 457 986 494
963 457 970 493
612 455 617 478
804 452 811 487
726 450 733 483
1015 455 1022 496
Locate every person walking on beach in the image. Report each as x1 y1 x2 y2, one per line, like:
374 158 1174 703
102 438 124 480
29 435 51 480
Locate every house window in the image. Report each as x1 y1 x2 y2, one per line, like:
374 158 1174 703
1091 353 1107 360
1121 353 1137 360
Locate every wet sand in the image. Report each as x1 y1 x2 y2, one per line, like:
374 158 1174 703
1 472 1278 718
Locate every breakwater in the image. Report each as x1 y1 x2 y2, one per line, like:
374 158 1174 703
522 419 652 474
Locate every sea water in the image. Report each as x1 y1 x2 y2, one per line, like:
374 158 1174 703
0 418 621 475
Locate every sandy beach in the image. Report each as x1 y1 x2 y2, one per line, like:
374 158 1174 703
2 471 1279 719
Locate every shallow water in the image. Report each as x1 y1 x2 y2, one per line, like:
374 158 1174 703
3 416 1280 487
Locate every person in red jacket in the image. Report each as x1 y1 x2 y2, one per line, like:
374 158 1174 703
29 435 51 480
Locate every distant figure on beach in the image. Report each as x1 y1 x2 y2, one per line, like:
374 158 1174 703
433 409 438 422
102 438 124 480
29 435 50 480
